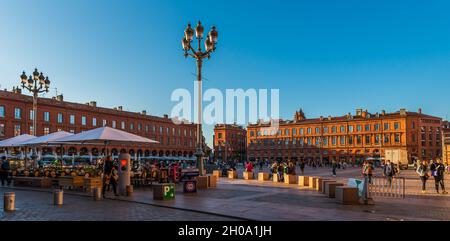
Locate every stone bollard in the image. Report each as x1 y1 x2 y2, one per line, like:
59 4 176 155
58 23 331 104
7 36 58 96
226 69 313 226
93 187 102 201
126 185 133 196
3 192 15 212
53 189 64 206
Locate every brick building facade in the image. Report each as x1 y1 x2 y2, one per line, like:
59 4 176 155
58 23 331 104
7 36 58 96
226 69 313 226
247 108 442 164
213 124 247 162
0 88 197 159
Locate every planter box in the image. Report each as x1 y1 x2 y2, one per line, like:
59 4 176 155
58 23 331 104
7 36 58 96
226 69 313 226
284 174 298 184
258 173 270 181
325 182 344 198
13 177 52 188
84 177 102 192
335 186 360 205
58 176 84 190
315 178 330 192
298 176 309 187
243 171 254 180
321 180 337 194
212 170 221 178
195 176 209 189
207 174 217 188
273 173 280 182
228 170 237 179
309 177 318 189
153 183 175 200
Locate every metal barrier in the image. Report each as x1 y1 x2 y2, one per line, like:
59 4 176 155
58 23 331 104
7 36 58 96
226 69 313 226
368 176 406 199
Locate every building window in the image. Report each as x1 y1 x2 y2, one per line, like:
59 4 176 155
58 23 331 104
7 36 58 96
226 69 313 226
300 128 304 135
0 124 5 136
323 138 328 146
356 135 362 145
44 112 50 122
292 128 297 135
348 126 353 133
69 129 75 134
285 129 290 136
384 134 390 143
14 124 21 136
340 126 345 133
70 115 75 125
348 136 353 145
412 121 415 129
138 124 142 131
356 125 362 132
14 108 21 119
365 124 370 132
160 127 163 134
307 128 312 134
323 127 329 133
384 123 390 130
375 135 380 144
121 121 126 129
412 134 416 142
263 130 268 136
29 126 34 135
307 137 312 146
332 126 337 133
92 117 97 127
57 113 63 123
81 116 87 126
0 106 4 118
340 136 345 145
332 136 337 146
130 123 134 130
250 131 254 137
103 120 107 127
29 110 34 120
315 127 320 134
394 122 400 130
395 134 400 143
112 121 116 128
365 135 371 144
218 133 223 139
374 124 380 131
44 127 50 135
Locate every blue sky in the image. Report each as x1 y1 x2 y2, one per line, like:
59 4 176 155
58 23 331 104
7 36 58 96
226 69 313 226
1 0 450 146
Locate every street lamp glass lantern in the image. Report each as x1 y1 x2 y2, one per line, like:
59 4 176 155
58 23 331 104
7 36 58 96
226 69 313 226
205 36 213 51
45 77 50 86
20 71 27 84
33 68 39 81
195 21 204 39
182 37 189 51
27 75 33 87
184 24 194 42
209 26 218 44
39 72 45 85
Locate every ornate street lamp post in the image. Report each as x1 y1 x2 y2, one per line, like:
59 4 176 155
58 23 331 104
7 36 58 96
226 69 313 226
20 68 51 168
182 21 218 175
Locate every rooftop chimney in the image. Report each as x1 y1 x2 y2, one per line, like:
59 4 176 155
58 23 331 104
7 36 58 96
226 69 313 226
418 108 422 114
117 106 123 111
400 108 407 116
12 87 21 94
381 110 386 115
328 116 332 121
164 114 168 118
56 94 64 102
142 110 147 115
89 101 97 107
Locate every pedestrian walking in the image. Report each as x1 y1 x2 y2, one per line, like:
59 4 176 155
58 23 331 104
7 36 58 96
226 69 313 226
416 160 429 193
383 160 396 187
331 159 337 177
431 159 447 194
299 160 305 175
102 156 118 197
362 161 374 184
0 156 12 186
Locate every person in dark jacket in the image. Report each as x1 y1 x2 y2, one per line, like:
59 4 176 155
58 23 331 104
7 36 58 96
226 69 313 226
1 156 12 186
102 156 118 197
299 160 305 175
432 159 447 194
383 160 396 187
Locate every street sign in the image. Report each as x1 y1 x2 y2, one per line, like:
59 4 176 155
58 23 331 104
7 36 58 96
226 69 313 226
163 185 175 200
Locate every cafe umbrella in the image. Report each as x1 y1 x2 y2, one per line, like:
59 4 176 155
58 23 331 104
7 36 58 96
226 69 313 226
0 134 36 167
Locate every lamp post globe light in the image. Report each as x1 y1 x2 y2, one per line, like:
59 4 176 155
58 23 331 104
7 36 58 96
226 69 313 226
20 68 51 168
182 21 218 176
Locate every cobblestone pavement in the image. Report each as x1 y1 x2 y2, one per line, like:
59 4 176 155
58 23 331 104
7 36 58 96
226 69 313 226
0 188 237 221
1 166 449 221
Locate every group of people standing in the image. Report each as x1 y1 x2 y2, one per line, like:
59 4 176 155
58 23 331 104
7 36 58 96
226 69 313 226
416 159 447 194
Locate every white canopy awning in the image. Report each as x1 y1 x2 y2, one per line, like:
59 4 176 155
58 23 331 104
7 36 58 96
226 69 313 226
0 134 36 147
53 126 158 145
19 131 74 146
